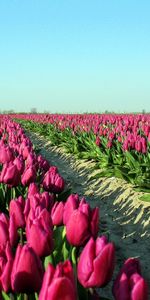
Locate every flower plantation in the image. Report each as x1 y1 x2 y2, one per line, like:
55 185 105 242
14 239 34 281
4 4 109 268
13 113 150 190
0 115 149 300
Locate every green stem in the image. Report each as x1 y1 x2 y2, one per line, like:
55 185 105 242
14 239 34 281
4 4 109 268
19 228 24 245
10 294 15 300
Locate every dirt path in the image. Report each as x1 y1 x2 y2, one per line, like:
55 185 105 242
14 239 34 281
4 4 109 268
29 132 150 299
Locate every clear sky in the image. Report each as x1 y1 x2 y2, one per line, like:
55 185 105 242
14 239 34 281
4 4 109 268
0 0 150 113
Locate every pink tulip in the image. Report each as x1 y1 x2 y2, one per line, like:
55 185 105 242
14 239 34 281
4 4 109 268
39 260 76 300
0 242 14 292
65 198 99 246
21 166 36 186
0 216 9 252
42 168 65 193
113 258 148 300
26 208 53 257
0 146 14 164
77 236 115 288
13 156 24 174
11 244 44 293
9 196 25 229
0 162 21 187
51 201 64 226
63 194 79 225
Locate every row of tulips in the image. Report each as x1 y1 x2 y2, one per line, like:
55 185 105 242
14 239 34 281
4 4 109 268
11 113 150 190
0 116 148 299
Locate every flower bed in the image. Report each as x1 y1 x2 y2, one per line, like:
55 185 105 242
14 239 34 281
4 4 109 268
0 116 148 299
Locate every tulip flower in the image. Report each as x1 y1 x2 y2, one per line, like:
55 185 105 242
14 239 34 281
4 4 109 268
26 208 53 257
51 201 64 226
0 146 14 164
0 242 14 292
0 215 9 251
113 258 148 300
9 196 25 229
39 260 77 300
22 145 31 159
37 155 50 171
13 155 24 174
21 166 36 186
0 162 21 187
65 198 99 246
95 136 101 147
63 194 79 225
77 236 115 288
11 244 44 293
42 168 65 193
27 182 39 198
9 214 19 248
24 192 54 221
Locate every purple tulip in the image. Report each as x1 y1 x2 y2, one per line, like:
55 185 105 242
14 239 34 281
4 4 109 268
77 236 115 288
51 201 64 226
42 168 65 193
9 196 25 229
9 214 19 248
39 260 77 300
113 258 148 300
0 162 21 187
13 156 24 174
27 182 39 198
0 242 14 292
24 192 54 221
21 166 36 186
0 215 9 252
11 244 44 293
37 155 50 171
26 208 53 257
63 194 79 225
65 198 99 246
0 146 14 164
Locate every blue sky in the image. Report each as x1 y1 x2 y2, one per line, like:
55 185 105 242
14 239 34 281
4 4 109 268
0 0 150 113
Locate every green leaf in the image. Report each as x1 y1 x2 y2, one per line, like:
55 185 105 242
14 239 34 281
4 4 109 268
62 240 70 261
139 194 150 202
56 188 72 202
1 291 11 300
44 254 54 269
35 293 38 300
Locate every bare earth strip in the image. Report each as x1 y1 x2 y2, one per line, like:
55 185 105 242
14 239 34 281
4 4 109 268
29 132 150 299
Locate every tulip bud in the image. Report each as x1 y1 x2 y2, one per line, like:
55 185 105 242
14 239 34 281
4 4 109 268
63 194 79 225
113 258 148 300
26 208 53 257
77 236 115 288
13 156 24 174
42 169 65 193
39 260 77 300
27 183 39 198
51 201 64 226
65 200 99 246
11 244 44 293
0 218 9 252
0 242 14 292
0 146 14 164
9 196 25 229
21 166 36 186
0 162 21 187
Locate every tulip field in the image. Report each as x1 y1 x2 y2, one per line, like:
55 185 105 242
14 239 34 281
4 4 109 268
13 113 150 191
0 114 149 299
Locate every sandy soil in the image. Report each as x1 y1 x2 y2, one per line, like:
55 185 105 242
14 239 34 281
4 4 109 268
29 132 150 299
